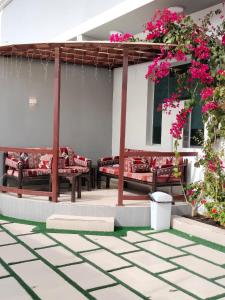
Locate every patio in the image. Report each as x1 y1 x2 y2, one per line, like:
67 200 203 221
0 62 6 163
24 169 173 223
0 181 191 226
0 41 197 206
0 216 225 299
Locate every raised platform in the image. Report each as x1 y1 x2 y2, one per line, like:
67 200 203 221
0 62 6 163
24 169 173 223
47 214 115 231
0 189 191 226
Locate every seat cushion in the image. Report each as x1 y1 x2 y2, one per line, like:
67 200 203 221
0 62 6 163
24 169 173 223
58 166 89 174
7 168 51 177
124 172 180 183
99 165 119 176
99 166 180 183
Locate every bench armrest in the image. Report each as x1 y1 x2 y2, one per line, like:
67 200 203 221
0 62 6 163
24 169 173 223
97 156 115 167
74 155 92 168
5 157 24 170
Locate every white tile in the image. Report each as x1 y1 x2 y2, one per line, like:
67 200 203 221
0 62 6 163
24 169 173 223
138 240 184 258
183 244 225 265
0 231 17 245
151 232 194 247
0 277 31 299
86 235 138 254
0 264 9 277
12 260 87 300
161 269 225 299
171 255 225 279
48 233 98 252
122 232 150 243
2 223 35 235
216 277 225 287
60 262 115 290
81 249 131 271
0 220 11 225
111 266 176 298
18 233 57 249
36 245 82 266
123 251 176 273
138 230 153 235
0 244 35 264
91 284 143 300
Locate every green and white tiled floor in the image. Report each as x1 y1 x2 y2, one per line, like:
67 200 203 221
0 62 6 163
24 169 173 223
0 218 225 299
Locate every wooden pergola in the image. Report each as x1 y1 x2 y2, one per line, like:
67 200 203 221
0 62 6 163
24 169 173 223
0 41 196 205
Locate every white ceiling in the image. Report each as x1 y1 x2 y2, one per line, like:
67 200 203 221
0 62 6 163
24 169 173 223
84 0 224 40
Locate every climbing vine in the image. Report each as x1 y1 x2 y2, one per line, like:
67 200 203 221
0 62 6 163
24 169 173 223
110 7 225 222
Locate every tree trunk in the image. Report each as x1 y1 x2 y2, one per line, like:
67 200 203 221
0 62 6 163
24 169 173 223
191 206 198 217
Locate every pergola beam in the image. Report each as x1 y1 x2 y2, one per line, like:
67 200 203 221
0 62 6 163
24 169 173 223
118 49 129 206
52 47 61 202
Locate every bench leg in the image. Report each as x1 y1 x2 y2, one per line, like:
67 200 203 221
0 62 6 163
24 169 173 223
97 172 101 189
71 176 76 202
77 176 81 199
152 183 156 193
106 177 110 189
87 173 92 191
17 178 22 198
2 174 7 193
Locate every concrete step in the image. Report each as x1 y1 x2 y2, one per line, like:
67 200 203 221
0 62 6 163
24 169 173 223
46 214 114 232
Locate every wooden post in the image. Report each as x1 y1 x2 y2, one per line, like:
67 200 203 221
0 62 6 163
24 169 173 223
117 49 129 206
52 47 61 202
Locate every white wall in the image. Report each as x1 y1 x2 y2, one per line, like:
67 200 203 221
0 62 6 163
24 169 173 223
0 0 123 44
112 62 178 154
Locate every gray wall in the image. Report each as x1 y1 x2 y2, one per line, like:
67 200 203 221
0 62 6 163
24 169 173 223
0 57 113 163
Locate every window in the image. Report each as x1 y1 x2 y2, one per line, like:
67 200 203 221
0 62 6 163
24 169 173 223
183 104 204 148
150 63 190 145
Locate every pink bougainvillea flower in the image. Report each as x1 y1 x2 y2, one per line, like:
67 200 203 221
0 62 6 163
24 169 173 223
202 101 218 113
186 189 194 196
189 61 213 84
163 93 180 113
191 200 196 206
193 39 210 60
208 160 217 172
222 34 225 45
170 108 192 139
175 49 187 62
212 207 217 214
109 32 133 42
200 87 214 100
217 69 225 76
201 199 207 204
145 8 183 41
145 58 171 81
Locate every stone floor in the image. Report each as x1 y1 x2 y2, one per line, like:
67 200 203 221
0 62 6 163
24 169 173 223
0 219 225 299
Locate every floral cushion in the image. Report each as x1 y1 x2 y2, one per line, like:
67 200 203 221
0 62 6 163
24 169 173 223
150 156 183 169
99 166 179 183
7 168 51 177
124 172 180 183
59 146 76 166
8 152 21 160
59 166 89 174
5 157 22 169
125 157 150 173
99 156 114 166
59 147 69 166
74 155 90 167
99 165 119 176
38 154 52 169
20 152 42 169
